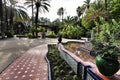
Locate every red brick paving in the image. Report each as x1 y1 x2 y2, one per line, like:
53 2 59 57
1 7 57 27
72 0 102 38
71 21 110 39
0 44 48 80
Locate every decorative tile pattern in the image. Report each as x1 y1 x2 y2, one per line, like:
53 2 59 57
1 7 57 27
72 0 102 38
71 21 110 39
22 75 26 78
0 44 48 80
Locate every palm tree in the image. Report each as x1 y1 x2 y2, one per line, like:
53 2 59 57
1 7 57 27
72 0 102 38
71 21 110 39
24 0 34 25
64 16 78 25
76 6 86 21
0 0 4 33
85 0 105 21
79 0 91 16
84 0 91 9
57 7 65 23
8 0 29 31
35 0 50 37
83 0 106 33
76 6 82 19
3 0 9 31
25 0 51 37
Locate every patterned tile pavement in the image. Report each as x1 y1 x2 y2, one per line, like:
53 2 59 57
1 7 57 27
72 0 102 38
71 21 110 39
0 44 48 80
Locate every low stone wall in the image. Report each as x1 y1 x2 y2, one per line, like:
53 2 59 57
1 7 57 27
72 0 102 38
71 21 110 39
58 42 120 80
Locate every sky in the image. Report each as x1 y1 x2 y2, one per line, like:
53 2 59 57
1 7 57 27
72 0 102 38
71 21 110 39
19 0 95 21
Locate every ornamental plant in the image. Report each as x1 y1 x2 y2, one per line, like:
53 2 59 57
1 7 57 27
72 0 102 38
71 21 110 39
92 19 120 59
59 24 83 39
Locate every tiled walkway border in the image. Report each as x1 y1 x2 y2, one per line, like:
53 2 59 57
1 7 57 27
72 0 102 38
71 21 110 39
45 45 51 80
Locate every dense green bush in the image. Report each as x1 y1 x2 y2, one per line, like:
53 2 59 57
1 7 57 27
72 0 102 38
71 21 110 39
91 19 120 58
5 31 13 38
59 24 83 39
37 26 45 32
30 26 36 33
46 31 57 38
27 33 33 38
92 19 120 47
29 26 46 37
29 26 45 33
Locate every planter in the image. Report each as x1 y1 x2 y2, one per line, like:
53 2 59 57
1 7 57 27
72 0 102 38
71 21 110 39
96 55 120 77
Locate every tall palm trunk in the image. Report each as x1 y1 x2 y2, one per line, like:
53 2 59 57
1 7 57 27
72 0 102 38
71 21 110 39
0 0 4 33
4 0 8 31
32 0 34 25
61 8 64 23
35 7 39 27
35 2 40 37
9 5 14 31
62 14 63 23
35 7 39 37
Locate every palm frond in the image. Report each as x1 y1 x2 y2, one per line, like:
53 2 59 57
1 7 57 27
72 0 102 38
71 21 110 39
16 6 27 10
15 9 29 20
43 5 49 12
24 1 33 5
43 2 50 7
26 4 33 8
9 0 18 5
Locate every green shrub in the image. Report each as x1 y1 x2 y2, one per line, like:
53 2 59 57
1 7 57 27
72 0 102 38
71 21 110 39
47 31 57 38
73 75 78 80
30 26 36 33
27 33 33 38
47 45 79 79
37 26 45 32
56 78 61 80
59 24 83 39
5 31 13 38
92 19 120 47
60 70 65 74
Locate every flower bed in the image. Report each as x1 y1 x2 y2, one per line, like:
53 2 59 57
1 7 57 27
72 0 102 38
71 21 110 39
61 41 120 79
47 44 79 80
64 42 95 63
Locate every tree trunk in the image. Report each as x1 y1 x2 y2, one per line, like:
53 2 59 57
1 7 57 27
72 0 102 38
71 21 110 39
35 6 39 37
4 0 8 31
0 0 4 33
62 15 63 23
32 0 34 25
9 5 14 31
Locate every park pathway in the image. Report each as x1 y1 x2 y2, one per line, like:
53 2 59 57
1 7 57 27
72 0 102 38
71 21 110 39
0 44 48 80
0 38 85 80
